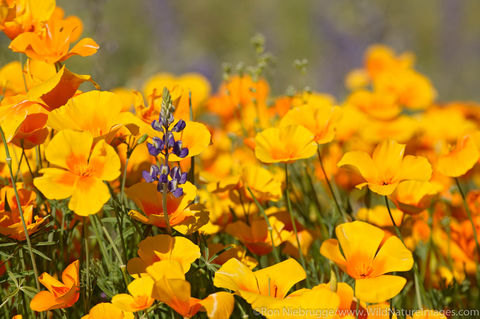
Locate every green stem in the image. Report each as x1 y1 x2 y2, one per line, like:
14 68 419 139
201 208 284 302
284 163 309 286
246 186 280 263
317 146 347 222
162 148 172 234
384 196 424 310
83 220 91 311
0 127 40 290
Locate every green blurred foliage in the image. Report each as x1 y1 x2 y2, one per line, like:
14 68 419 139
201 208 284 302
2 0 480 102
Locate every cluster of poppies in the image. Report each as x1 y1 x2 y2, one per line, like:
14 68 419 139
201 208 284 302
1 1 479 319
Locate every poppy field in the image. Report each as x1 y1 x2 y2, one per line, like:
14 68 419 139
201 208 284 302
1 1 480 319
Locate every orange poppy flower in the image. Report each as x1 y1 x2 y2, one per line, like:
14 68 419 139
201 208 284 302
207 243 258 269
111 277 155 313
321 221 413 303
9 7 99 63
255 125 317 163
338 140 432 195
0 0 55 39
147 260 234 318
214 258 306 308
208 163 282 203
26 63 97 111
364 45 413 80
126 181 208 234
346 90 401 121
0 95 49 149
47 90 141 143
143 72 211 119
437 135 480 177
280 103 342 144
225 216 291 255
126 234 200 277
81 302 133 319
391 180 441 215
33 130 121 216
356 205 404 228
0 184 46 240
0 61 25 96
30 260 80 311
207 75 269 123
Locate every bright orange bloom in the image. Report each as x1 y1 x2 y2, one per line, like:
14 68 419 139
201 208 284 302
0 95 49 149
0 0 56 39
111 277 155 313
391 180 441 215
81 302 133 319
338 140 432 195
437 135 479 177
127 234 200 277
207 75 269 123
26 63 97 111
208 163 282 203
364 45 413 80
280 103 342 144
143 72 211 119
147 260 234 318
255 125 317 163
346 90 401 120
225 216 291 255
0 184 46 240
47 90 141 143
214 258 306 308
207 243 258 269
9 8 99 63
321 221 413 303
34 130 121 216
356 205 404 228
30 260 80 311
126 181 208 234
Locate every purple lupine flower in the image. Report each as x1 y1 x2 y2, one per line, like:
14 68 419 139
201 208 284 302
172 119 186 132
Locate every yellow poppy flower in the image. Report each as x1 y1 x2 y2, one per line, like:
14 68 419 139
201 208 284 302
391 180 441 215
0 0 55 39
143 72 211 119
338 140 432 195
111 277 155 312
81 302 133 319
437 135 479 177
30 260 80 312
0 95 49 149
47 90 141 143
225 216 291 255
255 125 317 163
127 234 200 277
126 181 208 234
356 205 404 228
214 258 306 308
33 130 121 216
9 8 99 64
147 260 234 318
280 103 342 144
346 90 400 120
320 221 413 303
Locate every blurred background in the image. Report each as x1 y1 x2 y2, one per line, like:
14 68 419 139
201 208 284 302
2 0 480 102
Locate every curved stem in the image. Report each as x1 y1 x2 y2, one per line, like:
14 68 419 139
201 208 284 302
284 163 309 286
317 146 347 222
0 127 40 290
385 196 424 310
